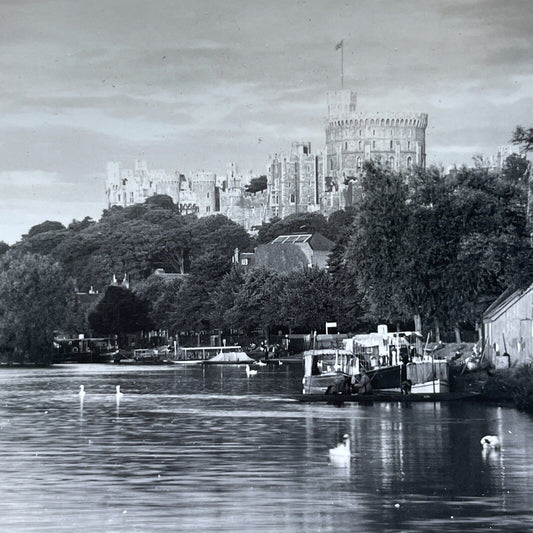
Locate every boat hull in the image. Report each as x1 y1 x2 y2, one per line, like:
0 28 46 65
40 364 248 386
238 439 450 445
293 391 479 403
367 365 402 389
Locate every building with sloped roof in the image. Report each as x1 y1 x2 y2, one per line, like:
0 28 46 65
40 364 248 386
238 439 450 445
483 283 533 366
238 233 335 274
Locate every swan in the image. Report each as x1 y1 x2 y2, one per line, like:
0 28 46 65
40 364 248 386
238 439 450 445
480 435 500 450
245 365 258 377
329 434 351 459
115 385 124 401
79 385 86 401
254 360 266 367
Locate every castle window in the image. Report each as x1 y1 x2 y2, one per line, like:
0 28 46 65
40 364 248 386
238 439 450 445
206 206 210 212
389 156 394 168
407 156 412 169
359 130 362 136
408 141 411 150
290 193 295 204
357 157 363 169
372 129 375 136
372 140 376 149
344 142 348 150
359 141 362 150
390 140 393 150
207 191 210 198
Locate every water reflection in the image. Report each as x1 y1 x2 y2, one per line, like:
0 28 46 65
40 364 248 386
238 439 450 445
0 364 532 532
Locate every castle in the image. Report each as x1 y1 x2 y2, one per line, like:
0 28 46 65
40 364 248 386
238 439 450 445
105 90 428 227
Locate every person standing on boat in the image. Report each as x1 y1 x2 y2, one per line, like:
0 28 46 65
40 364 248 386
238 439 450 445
351 369 372 395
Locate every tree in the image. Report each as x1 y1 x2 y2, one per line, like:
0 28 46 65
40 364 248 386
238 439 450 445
343 161 411 324
224 268 283 340
512 126 533 153
245 175 268 194
26 220 65 238
0 253 74 363
502 154 529 184
0 242 9 257
88 285 153 337
278 268 338 332
256 212 332 244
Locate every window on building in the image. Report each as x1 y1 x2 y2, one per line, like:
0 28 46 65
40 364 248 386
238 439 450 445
344 141 348 150
408 141 411 150
359 129 362 136
241 258 249 266
372 140 376 149
372 129 375 136
407 156 412 169
206 206 210 212
290 193 295 204
358 141 362 150
389 156 394 168
390 140 393 150
357 157 363 169
130 192 134 202
207 191 210 198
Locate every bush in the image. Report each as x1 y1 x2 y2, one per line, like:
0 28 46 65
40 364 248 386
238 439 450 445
482 365 533 412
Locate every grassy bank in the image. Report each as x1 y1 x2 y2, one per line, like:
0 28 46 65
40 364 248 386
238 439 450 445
481 364 533 412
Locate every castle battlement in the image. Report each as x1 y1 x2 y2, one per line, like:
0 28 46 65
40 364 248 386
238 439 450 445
326 112 428 129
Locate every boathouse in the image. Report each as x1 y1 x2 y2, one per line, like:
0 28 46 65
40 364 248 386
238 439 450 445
482 282 533 366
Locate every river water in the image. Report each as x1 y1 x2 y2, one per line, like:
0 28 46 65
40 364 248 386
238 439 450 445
0 363 532 533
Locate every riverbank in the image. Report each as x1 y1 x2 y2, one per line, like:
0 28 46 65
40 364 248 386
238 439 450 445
480 364 533 413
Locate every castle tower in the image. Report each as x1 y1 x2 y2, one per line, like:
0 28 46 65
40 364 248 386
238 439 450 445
189 171 217 215
325 90 428 183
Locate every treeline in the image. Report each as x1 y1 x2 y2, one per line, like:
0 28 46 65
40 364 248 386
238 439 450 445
0 138 531 362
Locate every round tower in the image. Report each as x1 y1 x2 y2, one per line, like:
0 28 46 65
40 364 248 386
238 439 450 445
325 90 428 180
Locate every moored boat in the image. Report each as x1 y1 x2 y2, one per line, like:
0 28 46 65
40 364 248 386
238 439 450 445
171 345 255 365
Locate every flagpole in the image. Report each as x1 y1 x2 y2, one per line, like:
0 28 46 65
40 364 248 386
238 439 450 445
341 42 344 90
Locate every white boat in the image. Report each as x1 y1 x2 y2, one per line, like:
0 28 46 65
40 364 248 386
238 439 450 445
171 345 255 365
302 349 359 394
406 360 449 393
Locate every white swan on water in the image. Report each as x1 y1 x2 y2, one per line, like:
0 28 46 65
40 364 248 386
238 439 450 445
115 385 124 402
329 434 351 458
480 435 500 450
329 434 351 468
79 385 86 401
245 365 258 377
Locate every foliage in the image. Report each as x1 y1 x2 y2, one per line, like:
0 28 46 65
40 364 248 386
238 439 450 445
512 126 533 153
278 268 338 332
26 220 66 238
343 160 533 334
245 175 268 194
256 212 333 244
502 154 529 183
88 285 153 336
0 242 9 257
482 365 533 412
224 268 283 337
0 253 74 363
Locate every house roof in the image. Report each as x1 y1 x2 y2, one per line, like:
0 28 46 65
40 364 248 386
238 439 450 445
271 234 313 244
483 282 533 321
269 232 334 251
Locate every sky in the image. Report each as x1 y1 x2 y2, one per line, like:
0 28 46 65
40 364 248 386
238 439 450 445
1 0 532 244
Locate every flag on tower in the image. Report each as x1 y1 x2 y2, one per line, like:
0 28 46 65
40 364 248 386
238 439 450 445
335 40 343 50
